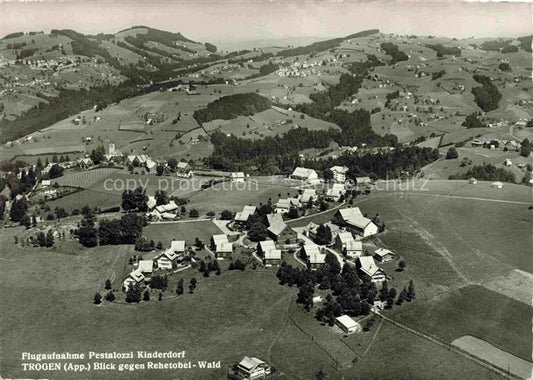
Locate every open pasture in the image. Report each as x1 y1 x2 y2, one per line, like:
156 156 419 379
390 285 531 361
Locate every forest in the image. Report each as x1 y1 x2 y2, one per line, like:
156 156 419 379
471 75 502 112
380 42 409 64
193 93 272 124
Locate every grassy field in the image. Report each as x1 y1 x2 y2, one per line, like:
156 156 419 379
388 285 531 361
185 180 300 214
452 336 531 379
0 223 509 380
142 220 223 247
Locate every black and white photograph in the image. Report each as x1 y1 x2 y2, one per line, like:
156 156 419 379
0 1 531 379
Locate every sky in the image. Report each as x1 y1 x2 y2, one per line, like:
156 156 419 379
1 1 531 48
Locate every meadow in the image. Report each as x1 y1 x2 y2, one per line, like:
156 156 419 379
389 285 531 361
0 224 509 380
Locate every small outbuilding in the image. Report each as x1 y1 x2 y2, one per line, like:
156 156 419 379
336 315 362 334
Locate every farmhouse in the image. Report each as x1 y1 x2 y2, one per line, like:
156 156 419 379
234 205 257 224
234 356 272 380
325 183 346 201
374 248 395 262
469 177 478 185
345 240 363 258
298 188 317 203
291 167 319 182
230 172 246 182
357 256 386 283
330 165 349 183
266 214 297 244
302 244 325 269
137 260 154 275
335 207 379 237
41 179 51 187
176 162 193 178
336 315 362 334
491 181 504 189
257 240 277 256
275 198 300 214
356 176 372 188
211 234 233 257
123 269 145 290
155 201 178 214
157 240 186 269
335 231 355 249
504 159 512 167
264 249 282 266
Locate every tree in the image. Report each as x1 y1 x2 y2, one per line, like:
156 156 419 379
45 229 54 247
520 138 531 157
93 292 102 304
48 164 64 179
78 213 98 247
315 224 332 245
189 209 199 218
397 260 406 271
143 289 150 301
248 222 268 242
36 232 46 247
176 278 184 295
158 292 163 301
125 283 142 303
156 165 164 176
167 158 178 171
105 291 115 302
287 206 299 219
446 147 458 159
316 369 327 380
397 287 407 305
189 277 197 293
406 280 416 301
105 279 112 290
154 190 168 206
220 209 233 220
9 198 28 223
379 281 389 302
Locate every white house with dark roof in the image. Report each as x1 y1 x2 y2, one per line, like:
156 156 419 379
291 167 319 182
374 248 395 262
357 256 386 283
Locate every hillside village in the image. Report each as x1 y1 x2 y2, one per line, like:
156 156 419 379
0 22 531 380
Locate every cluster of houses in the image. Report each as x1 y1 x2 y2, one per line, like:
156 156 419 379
123 240 187 290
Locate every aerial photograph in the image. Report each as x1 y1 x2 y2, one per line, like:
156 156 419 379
0 1 531 379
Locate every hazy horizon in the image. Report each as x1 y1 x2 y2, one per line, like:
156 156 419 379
1 1 531 48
